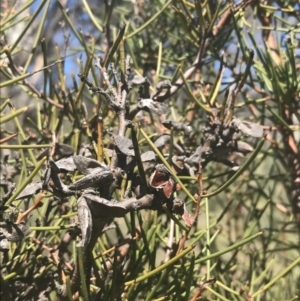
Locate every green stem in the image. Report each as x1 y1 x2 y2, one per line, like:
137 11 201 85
0 144 51 149
0 107 28 124
125 244 195 286
182 231 263 267
125 1 172 40
77 247 90 301
205 197 211 280
30 225 74 231
251 256 300 298
6 156 47 206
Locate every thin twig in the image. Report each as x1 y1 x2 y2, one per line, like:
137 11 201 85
4 49 63 109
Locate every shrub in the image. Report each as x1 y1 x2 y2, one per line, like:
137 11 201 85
1 1 299 300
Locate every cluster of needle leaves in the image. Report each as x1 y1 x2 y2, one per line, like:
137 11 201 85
0 1 299 301
0 51 265 300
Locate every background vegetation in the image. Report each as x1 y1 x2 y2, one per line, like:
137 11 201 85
0 0 299 300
